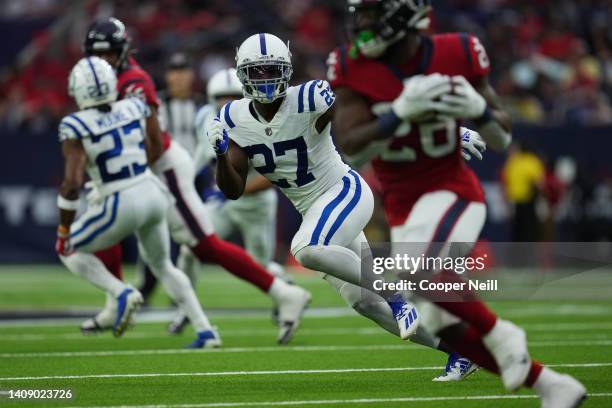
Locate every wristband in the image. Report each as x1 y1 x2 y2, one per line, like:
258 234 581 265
377 110 402 135
57 195 80 211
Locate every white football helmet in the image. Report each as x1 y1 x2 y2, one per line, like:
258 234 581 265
207 68 243 107
235 33 293 103
68 56 118 109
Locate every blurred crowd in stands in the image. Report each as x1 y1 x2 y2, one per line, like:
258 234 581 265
1 0 611 132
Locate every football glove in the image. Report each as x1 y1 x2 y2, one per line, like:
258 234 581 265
55 225 73 256
207 118 229 156
460 127 486 161
437 76 487 119
392 73 453 122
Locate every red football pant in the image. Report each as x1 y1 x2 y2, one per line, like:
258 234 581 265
95 244 123 280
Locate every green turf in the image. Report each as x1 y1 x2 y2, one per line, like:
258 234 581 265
0 265 611 407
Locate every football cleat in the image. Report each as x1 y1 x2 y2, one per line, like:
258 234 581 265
80 293 118 334
432 352 479 381
538 370 586 408
276 285 311 345
387 293 419 340
167 311 190 335
112 288 143 337
482 319 531 391
186 329 222 349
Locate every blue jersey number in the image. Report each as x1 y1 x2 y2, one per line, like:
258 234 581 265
91 120 146 183
244 136 315 188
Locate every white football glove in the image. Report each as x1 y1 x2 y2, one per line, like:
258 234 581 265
207 118 229 156
437 76 487 119
460 127 486 161
392 73 452 122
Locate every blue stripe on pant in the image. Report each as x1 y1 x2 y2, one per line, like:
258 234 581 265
72 193 120 249
323 170 362 245
309 171 361 246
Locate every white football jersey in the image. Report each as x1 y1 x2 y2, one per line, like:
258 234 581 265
58 97 150 196
217 79 349 214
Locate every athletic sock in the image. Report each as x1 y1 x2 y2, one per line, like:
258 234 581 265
191 234 274 292
61 252 126 297
94 244 123 280
156 263 212 333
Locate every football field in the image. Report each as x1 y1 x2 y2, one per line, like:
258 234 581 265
1 265 611 407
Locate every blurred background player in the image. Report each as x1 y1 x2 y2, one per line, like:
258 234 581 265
56 56 219 347
81 17 311 345
329 0 586 404
168 67 291 334
136 52 203 305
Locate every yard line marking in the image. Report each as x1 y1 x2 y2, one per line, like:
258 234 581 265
1 362 611 382
59 393 612 408
2 339 612 359
3 321 612 341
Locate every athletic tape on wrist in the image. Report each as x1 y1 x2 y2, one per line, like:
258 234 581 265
57 195 80 211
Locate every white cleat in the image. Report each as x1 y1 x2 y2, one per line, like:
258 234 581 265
432 352 479 382
387 294 419 340
482 319 531 391
112 288 143 337
275 285 311 345
536 368 587 408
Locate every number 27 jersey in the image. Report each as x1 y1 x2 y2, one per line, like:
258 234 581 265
328 33 488 227
217 80 349 214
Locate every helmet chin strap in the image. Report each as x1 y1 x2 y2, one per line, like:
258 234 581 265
352 30 405 59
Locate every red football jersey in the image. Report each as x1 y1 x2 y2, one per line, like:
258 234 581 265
329 33 489 227
117 57 171 151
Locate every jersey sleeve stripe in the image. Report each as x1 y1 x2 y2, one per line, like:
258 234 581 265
459 33 473 71
224 101 236 128
307 80 317 112
60 121 82 140
68 114 95 137
297 83 307 113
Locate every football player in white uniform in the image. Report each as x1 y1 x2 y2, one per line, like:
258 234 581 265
168 68 291 334
56 57 220 347
208 33 423 341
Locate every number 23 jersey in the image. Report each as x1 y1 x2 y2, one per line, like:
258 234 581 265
217 80 350 214
328 33 488 227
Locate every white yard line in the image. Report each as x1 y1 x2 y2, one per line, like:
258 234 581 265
57 393 612 408
2 339 612 359
1 362 611 382
3 321 612 341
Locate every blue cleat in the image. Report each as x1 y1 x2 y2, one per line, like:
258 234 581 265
387 293 419 339
112 287 143 338
433 352 479 381
186 329 222 349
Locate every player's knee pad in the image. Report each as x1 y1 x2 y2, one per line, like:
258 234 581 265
414 298 460 335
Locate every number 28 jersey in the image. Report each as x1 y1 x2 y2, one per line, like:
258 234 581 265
58 97 150 197
328 33 488 227
217 80 349 214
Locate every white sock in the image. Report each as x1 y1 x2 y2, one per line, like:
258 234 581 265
60 252 126 297
268 277 289 302
156 263 212 333
532 367 557 396
324 274 441 349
